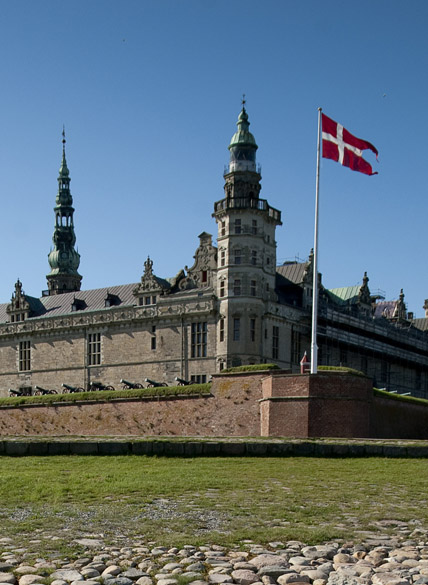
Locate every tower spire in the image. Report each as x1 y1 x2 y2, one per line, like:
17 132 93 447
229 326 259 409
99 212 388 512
46 130 82 295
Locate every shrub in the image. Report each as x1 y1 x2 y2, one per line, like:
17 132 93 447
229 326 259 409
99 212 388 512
221 363 280 374
318 365 366 377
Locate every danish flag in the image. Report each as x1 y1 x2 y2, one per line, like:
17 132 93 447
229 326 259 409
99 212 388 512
322 113 378 176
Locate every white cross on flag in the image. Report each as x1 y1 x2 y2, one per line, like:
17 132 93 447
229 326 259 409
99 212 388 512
322 113 378 175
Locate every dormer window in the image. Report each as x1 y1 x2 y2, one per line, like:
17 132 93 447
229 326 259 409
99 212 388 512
104 292 121 307
140 295 156 306
71 298 86 312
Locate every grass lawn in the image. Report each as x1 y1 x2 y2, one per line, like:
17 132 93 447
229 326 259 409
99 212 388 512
1 456 427 555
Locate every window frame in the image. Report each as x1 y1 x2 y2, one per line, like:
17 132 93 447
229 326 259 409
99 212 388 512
18 340 31 372
191 322 208 358
233 318 240 342
87 332 101 366
272 325 279 360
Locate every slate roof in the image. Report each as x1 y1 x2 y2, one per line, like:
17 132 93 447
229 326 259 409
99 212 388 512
412 318 428 332
373 300 398 319
0 283 139 325
276 262 308 285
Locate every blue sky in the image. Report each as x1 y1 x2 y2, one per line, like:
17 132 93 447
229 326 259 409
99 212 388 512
0 1 427 316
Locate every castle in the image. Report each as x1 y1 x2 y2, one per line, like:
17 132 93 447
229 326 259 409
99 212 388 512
1 107 428 398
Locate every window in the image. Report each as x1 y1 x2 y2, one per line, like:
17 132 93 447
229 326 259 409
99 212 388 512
252 220 257 235
220 250 226 266
250 280 256 297
251 250 257 265
272 326 279 359
234 249 241 264
233 318 240 341
234 219 241 234
191 322 207 358
221 221 226 237
233 279 241 296
340 348 348 366
151 326 156 350
19 340 31 371
88 333 101 366
201 270 208 284
219 318 225 342
143 296 157 306
72 298 86 311
190 374 207 384
250 318 256 342
291 329 301 365
219 280 225 298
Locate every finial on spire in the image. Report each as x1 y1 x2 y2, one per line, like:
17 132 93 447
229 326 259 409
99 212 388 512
241 93 246 107
144 256 153 276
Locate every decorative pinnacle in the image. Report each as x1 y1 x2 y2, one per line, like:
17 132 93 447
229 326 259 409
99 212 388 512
242 94 246 107
62 126 66 155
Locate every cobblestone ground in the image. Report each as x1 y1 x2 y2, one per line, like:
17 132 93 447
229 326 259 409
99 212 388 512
1 521 428 585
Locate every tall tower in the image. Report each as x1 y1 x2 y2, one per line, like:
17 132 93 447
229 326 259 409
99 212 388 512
46 131 82 295
213 103 282 369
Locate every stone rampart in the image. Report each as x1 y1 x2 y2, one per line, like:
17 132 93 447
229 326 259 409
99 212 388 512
0 371 264 437
0 370 427 439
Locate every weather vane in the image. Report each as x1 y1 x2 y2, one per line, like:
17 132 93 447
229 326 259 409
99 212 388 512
242 93 246 107
62 125 66 146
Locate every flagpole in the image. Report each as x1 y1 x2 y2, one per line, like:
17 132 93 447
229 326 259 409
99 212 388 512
311 107 322 374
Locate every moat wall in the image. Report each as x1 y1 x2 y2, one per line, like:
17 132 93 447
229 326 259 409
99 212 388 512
0 370 427 439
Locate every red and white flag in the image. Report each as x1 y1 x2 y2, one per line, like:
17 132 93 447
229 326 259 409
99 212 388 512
322 114 378 176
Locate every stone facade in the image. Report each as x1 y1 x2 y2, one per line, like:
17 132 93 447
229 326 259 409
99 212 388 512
0 106 428 398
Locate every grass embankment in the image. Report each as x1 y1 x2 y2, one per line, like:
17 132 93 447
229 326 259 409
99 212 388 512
1 456 427 555
0 384 211 407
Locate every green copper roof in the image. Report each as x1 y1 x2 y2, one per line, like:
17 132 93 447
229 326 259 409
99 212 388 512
47 133 82 287
327 286 361 305
59 146 69 177
228 107 258 150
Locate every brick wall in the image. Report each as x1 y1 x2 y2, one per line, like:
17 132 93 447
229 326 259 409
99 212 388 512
370 394 428 439
260 372 373 438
